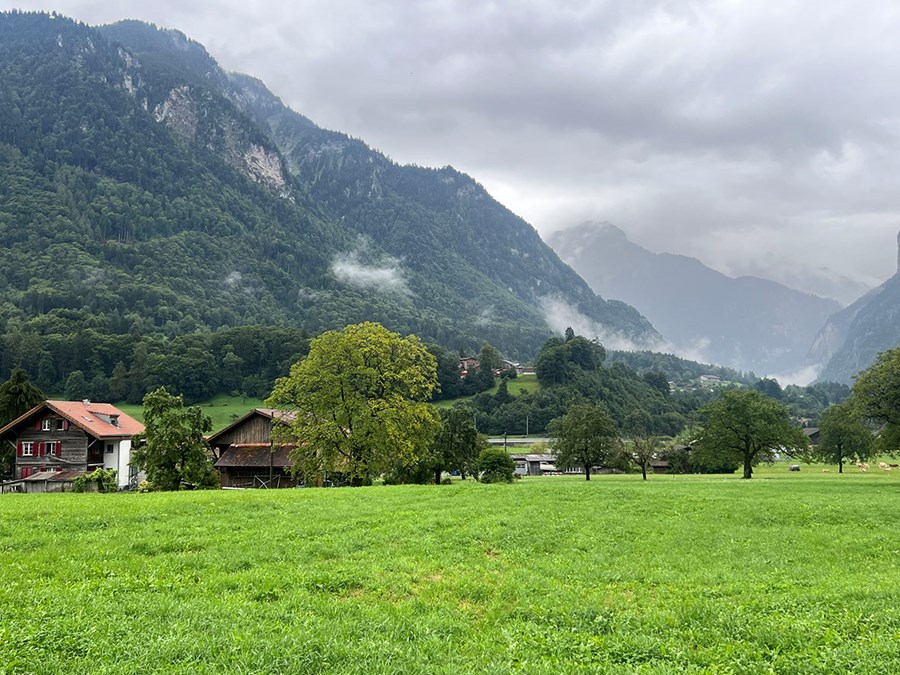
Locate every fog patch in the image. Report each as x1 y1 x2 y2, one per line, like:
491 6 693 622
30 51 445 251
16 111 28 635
539 295 654 352
767 364 821 387
474 306 495 326
331 249 411 296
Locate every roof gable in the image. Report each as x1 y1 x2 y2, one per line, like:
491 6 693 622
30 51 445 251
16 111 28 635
206 408 296 446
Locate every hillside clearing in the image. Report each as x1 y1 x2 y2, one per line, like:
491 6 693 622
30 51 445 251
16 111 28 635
1 473 899 673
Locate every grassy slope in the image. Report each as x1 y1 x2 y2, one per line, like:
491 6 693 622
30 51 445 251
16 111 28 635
432 374 541 410
1 473 899 673
114 394 267 431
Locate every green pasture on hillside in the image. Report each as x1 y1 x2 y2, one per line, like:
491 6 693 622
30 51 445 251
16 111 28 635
114 394 266 431
1 472 899 673
433 374 541 409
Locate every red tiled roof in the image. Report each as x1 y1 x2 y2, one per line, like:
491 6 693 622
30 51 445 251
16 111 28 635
0 401 144 439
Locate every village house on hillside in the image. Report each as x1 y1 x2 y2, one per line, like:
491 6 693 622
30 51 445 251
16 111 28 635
0 400 144 492
207 408 298 488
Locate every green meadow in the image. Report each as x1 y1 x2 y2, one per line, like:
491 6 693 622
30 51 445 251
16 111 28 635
114 394 267 431
1 471 899 673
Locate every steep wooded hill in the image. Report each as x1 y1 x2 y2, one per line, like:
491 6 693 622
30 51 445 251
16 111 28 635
0 12 659 365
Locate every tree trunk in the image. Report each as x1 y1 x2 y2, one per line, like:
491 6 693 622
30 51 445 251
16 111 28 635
742 455 753 479
585 464 591 481
641 464 647 480
434 468 442 485
839 459 843 474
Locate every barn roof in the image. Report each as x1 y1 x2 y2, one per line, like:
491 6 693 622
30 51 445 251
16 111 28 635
214 444 294 468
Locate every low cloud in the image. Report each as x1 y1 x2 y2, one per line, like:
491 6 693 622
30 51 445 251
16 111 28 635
331 250 411 296
539 295 655 352
767 364 821 388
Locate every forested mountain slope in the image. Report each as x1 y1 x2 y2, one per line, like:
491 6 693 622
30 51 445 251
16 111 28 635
814 249 900 384
549 223 839 376
0 12 659 382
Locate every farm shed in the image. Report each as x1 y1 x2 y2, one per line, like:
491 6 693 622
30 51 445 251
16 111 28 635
208 409 298 488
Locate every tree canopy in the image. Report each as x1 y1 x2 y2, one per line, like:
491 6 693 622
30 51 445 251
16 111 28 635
697 389 808 479
550 402 621 480
267 322 440 486
851 345 900 455
815 401 873 472
131 387 214 490
0 367 44 428
0 367 45 479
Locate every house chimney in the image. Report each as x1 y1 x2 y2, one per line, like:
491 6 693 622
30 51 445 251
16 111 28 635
82 399 91 406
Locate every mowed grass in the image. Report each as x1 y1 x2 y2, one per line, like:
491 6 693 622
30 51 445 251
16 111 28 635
1 473 899 673
114 394 266 431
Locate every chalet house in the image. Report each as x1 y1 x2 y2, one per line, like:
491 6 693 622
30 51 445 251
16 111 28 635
459 356 479 376
0 400 144 491
207 409 299 488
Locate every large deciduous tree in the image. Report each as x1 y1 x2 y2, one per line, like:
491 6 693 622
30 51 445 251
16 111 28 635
815 402 873 473
267 322 440 486
697 389 808 479
851 346 900 455
131 387 214 491
550 402 621 481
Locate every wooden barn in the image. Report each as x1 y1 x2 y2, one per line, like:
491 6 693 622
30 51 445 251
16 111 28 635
207 409 298 488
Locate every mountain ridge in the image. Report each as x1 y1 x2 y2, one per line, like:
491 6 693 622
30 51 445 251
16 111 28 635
0 11 659 365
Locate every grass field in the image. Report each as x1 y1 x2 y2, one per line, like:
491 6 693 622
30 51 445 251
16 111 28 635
114 394 267 431
2 471 899 673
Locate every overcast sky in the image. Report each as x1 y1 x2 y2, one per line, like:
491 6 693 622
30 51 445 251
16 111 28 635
6 0 900 301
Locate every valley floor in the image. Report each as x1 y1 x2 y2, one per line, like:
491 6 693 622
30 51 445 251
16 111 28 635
1 472 899 673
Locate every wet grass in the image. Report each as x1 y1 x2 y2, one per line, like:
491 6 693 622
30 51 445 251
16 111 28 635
1 471 899 673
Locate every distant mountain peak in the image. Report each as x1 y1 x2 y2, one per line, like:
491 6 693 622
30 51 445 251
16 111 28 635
549 222 839 379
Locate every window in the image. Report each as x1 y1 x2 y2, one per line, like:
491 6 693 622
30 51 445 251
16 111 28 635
45 441 57 456
56 419 65 431
41 419 51 431
22 441 33 456
105 443 115 454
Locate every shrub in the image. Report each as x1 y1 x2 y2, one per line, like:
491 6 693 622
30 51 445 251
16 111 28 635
73 468 118 493
477 447 515 483
137 480 156 493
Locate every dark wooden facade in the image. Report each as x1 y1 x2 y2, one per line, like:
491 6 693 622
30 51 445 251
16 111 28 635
208 409 298 488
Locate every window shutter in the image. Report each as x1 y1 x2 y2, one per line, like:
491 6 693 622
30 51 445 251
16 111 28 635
39 442 45 457
16 442 22 457
55 443 61 457
35 420 41 431
63 420 69 431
